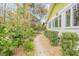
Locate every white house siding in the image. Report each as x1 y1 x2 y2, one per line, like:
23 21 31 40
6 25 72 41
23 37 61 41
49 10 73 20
47 3 79 50
47 3 79 36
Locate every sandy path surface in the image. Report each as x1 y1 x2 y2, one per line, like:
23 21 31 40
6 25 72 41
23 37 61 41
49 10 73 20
34 33 62 56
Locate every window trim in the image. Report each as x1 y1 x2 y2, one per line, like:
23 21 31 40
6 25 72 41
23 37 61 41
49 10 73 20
47 3 79 30
64 4 79 28
47 20 52 30
72 4 79 27
54 17 58 28
65 9 71 27
58 15 61 27
51 15 62 29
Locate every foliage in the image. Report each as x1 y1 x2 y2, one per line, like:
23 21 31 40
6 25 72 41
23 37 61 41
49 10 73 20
31 23 46 33
61 32 79 56
17 7 25 15
0 23 35 56
0 3 47 56
44 30 59 46
23 39 34 52
0 38 15 56
0 24 14 55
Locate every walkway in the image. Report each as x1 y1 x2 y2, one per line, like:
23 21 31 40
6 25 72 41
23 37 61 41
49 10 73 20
34 32 62 56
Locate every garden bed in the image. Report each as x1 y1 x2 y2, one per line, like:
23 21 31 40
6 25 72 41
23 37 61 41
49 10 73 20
44 30 59 46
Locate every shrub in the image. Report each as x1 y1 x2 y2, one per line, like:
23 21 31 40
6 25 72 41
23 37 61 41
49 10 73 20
61 32 79 56
44 30 59 46
0 39 16 56
24 27 36 38
23 40 34 52
0 24 17 55
0 23 35 56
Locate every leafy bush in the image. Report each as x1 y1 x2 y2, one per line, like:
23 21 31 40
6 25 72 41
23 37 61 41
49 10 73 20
61 32 79 56
32 23 46 33
0 39 16 56
0 23 35 56
23 40 34 52
0 24 15 55
24 27 36 38
44 30 59 46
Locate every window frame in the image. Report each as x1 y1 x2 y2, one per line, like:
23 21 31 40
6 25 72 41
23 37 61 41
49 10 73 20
58 15 61 27
51 17 54 29
48 4 79 30
63 3 79 28
52 15 62 29
72 4 79 27
54 17 59 28
65 9 71 27
47 20 52 30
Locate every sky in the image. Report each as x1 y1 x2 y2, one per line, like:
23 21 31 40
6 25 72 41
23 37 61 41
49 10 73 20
42 3 50 9
5 3 50 11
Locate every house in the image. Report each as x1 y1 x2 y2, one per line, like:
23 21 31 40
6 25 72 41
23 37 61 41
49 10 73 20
47 3 79 36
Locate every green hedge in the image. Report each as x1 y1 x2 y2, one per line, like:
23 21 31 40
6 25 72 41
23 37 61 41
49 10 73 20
44 30 59 46
61 32 79 56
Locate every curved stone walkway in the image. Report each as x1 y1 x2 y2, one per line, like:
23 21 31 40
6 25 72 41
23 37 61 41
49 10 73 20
34 33 62 56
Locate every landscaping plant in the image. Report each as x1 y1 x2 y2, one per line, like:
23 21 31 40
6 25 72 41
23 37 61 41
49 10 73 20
61 32 79 56
44 30 59 46
0 23 35 56
23 39 34 52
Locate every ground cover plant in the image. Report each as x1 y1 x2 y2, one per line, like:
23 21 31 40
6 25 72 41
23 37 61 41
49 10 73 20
44 30 59 46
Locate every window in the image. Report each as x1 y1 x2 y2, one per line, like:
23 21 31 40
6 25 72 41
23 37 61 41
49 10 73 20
52 20 53 27
48 21 51 29
66 9 71 27
55 17 58 27
52 19 55 27
59 15 61 27
52 16 61 28
73 4 79 26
